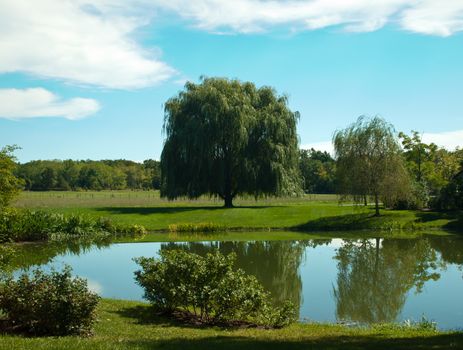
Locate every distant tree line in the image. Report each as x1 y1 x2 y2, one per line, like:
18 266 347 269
299 149 336 194
14 159 160 191
14 153 334 194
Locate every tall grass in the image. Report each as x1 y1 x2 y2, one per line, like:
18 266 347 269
168 222 226 234
0 208 146 243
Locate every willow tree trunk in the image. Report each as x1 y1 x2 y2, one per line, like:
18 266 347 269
223 158 234 208
224 194 234 208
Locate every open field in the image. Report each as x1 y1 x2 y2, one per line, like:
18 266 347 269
1 299 461 350
13 191 463 234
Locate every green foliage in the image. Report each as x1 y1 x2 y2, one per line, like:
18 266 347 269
134 249 296 327
15 159 161 191
334 116 411 215
161 77 302 208
0 208 147 243
402 316 438 331
299 149 336 194
435 168 463 210
0 145 24 209
0 245 14 271
168 222 225 233
399 132 463 208
0 266 100 336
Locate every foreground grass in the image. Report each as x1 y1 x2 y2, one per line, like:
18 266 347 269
13 191 463 234
1 299 462 350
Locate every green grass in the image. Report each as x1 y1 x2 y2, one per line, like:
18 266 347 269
12 191 463 235
1 299 461 350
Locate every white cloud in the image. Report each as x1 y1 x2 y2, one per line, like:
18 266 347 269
401 1 463 37
152 0 463 36
0 0 175 89
0 88 100 120
422 129 463 150
301 129 463 154
84 278 104 295
301 141 334 154
1 1 462 91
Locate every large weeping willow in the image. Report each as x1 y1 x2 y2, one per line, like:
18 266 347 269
161 77 301 207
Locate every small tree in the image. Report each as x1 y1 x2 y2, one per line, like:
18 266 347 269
160 77 301 207
0 145 23 209
333 116 410 216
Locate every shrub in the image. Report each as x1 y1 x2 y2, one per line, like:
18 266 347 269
0 208 146 243
134 249 296 328
0 266 100 336
168 222 225 234
0 245 14 272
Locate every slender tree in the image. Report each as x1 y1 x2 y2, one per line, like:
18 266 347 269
333 116 410 216
0 145 24 209
161 77 301 207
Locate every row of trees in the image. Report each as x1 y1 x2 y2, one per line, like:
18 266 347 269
14 159 161 191
2 77 462 211
334 117 463 214
12 151 334 194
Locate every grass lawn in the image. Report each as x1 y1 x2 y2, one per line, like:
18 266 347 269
1 299 462 350
13 191 463 234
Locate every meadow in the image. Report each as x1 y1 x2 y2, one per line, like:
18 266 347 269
13 190 463 235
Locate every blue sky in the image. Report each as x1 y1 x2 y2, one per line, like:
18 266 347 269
1 1 462 162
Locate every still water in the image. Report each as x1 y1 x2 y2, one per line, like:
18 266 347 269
10 236 463 329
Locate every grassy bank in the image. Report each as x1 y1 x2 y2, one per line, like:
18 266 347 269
13 191 463 234
0 299 461 350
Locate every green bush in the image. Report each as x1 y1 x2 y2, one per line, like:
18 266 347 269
168 222 225 233
0 245 14 272
0 266 100 336
134 249 296 328
0 208 147 243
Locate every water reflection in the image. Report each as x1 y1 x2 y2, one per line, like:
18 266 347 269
161 241 306 312
333 238 441 324
4 235 463 328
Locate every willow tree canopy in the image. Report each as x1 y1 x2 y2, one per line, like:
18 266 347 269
160 77 301 207
333 116 410 216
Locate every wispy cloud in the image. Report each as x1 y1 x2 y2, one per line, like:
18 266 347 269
301 140 334 154
422 129 463 150
153 0 463 36
1 1 462 91
0 0 176 89
302 129 463 154
0 88 100 120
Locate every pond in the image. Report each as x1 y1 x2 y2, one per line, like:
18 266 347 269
7 235 463 330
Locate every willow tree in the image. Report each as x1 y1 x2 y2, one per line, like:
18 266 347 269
161 77 301 207
333 116 410 216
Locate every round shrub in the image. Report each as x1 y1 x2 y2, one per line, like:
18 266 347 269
0 266 100 336
134 249 296 327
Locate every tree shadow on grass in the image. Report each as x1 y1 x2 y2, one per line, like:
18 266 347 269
293 212 382 232
293 209 463 234
110 305 181 327
112 305 260 330
94 206 281 215
119 333 463 350
414 211 463 233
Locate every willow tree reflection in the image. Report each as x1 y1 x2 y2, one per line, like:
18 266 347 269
161 240 309 313
333 238 441 324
